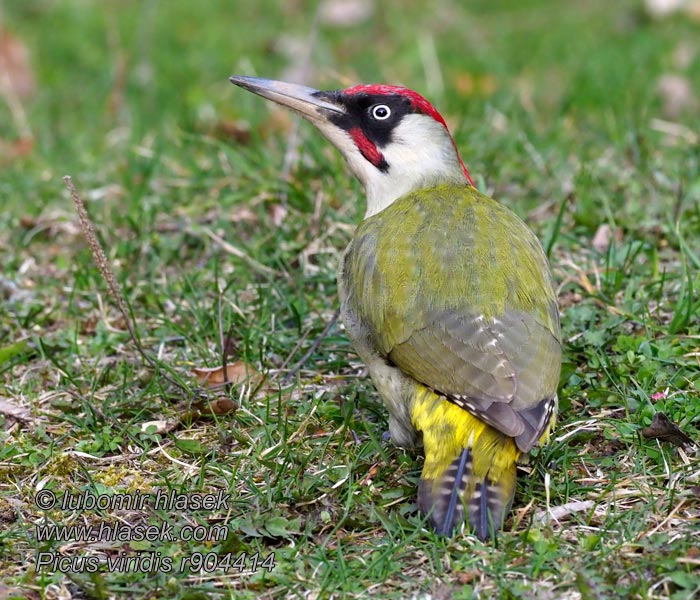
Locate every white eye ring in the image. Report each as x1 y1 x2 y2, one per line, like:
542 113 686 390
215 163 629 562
371 104 391 120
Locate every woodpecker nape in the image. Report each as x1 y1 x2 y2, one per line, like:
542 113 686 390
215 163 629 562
230 76 562 540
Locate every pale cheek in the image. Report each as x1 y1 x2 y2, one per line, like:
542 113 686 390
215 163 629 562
314 120 376 183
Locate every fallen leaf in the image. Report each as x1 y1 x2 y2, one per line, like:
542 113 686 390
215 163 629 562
198 397 238 416
192 361 261 388
178 397 239 423
641 412 694 447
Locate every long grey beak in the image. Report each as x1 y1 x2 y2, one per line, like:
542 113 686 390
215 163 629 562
229 76 344 119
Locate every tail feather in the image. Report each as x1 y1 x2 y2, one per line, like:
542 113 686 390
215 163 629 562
444 447 470 533
418 449 516 539
474 479 489 540
422 446 472 535
413 388 520 539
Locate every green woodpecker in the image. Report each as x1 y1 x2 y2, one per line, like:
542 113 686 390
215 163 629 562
230 76 562 539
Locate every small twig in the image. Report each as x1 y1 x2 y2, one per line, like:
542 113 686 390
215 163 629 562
63 175 190 395
193 225 278 276
217 293 231 387
221 323 237 389
275 326 314 376
533 500 596 525
281 308 340 383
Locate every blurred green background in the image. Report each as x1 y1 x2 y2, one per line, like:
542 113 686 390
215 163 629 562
2 0 698 223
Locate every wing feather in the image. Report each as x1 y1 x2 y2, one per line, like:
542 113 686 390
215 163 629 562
342 185 562 451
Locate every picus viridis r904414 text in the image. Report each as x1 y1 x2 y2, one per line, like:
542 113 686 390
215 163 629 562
230 76 562 540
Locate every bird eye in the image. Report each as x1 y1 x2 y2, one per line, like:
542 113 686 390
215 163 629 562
370 104 391 120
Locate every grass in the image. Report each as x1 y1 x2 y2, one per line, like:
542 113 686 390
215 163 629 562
1 0 699 598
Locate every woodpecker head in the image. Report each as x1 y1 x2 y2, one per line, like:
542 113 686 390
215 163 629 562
230 76 473 218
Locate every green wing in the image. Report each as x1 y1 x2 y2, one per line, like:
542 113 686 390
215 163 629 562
343 184 561 451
